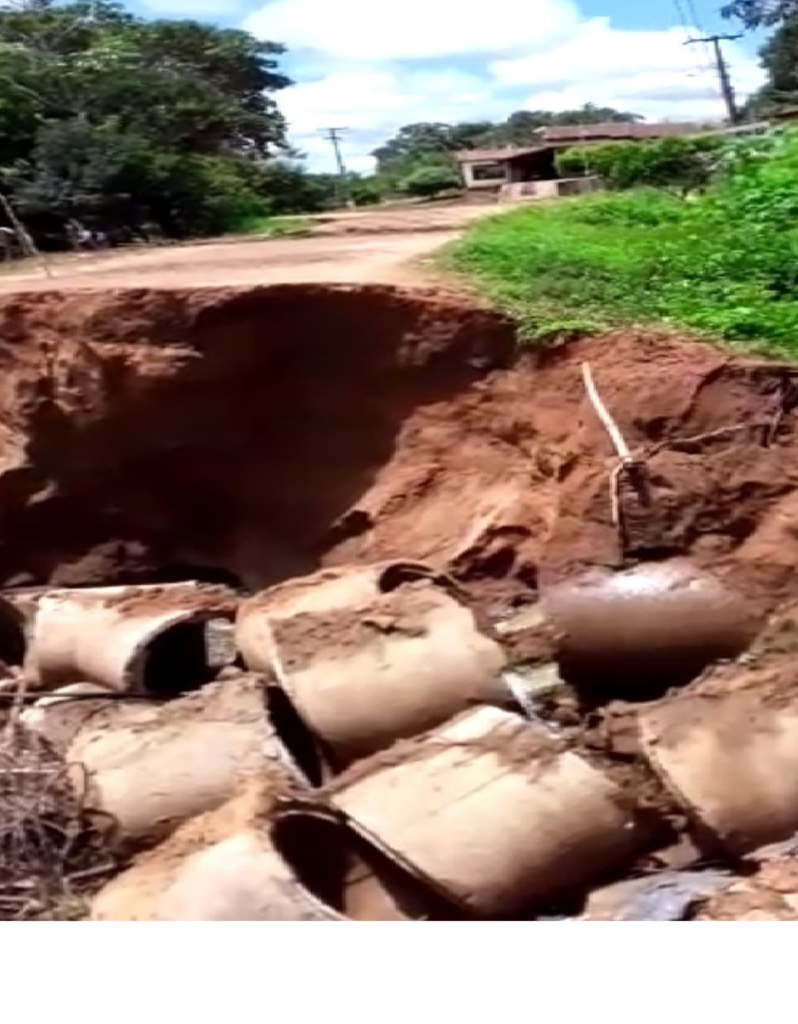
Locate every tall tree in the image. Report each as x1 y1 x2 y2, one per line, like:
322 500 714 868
373 106 644 176
722 1 798 26
0 0 293 237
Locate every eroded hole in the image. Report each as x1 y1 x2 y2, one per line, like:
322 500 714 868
0 603 25 667
140 618 224 696
271 808 463 921
266 686 328 787
378 562 437 593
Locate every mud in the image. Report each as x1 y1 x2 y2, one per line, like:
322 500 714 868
0 286 791 622
4 283 798 919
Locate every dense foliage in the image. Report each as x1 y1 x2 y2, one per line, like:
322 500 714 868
722 0 797 26
446 130 798 353
557 137 725 195
371 105 642 195
0 0 351 241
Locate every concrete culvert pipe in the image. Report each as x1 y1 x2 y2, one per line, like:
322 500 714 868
65 675 325 848
329 706 654 918
19 683 117 752
543 559 760 700
235 562 507 763
236 560 453 643
24 583 238 694
638 682 798 857
91 786 453 921
0 596 27 671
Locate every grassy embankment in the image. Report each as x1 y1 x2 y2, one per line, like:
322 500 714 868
444 136 798 356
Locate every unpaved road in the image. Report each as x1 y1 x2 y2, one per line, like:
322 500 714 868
0 202 497 292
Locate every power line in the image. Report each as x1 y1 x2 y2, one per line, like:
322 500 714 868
672 0 722 102
685 34 743 124
319 127 352 209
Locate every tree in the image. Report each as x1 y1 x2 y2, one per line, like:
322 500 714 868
372 107 644 187
727 9 798 115
0 0 293 239
398 164 461 198
722 1 798 26
557 136 725 196
372 122 479 176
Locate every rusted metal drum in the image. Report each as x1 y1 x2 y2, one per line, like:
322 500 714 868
329 706 652 917
91 786 447 921
639 681 798 856
64 675 321 847
236 562 507 762
23 583 237 694
543 560 759 695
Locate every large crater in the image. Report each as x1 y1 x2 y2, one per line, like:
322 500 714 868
0 283 796 619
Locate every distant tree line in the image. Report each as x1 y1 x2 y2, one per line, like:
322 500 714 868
0 0 791 248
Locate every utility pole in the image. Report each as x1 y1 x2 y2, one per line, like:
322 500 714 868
685 34 743 125
320 127 353 208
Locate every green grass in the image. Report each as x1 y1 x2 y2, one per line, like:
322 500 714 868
442 187 798 355
229 214 314 238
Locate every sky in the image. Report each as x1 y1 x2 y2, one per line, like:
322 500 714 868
128 0 769 173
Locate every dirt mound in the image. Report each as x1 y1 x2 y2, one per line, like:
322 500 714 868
0 284 794 623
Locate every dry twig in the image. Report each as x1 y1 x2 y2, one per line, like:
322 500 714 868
580 363 774 559
581 362 651 553
0 682 116 920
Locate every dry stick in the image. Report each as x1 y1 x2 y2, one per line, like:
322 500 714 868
581 362 635 466
647 421 771 457
0 192 52 279
581 362 648 557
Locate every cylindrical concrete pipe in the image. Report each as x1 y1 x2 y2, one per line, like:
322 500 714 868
91 785 452 921
23 583 238 694
236 561 508 763
0 594 28 672
638 681 798 857
19 682 117 752
542 559 759 697
63 675 325 848
328 705 653 918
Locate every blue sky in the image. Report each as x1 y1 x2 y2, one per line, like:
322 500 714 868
127 0 768 171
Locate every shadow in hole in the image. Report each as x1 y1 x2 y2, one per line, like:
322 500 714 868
0 286 515 589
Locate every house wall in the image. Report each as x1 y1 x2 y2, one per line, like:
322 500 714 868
460 160 509 189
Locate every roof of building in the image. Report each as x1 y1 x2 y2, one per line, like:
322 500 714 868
453 147 546 163
536 121 708 143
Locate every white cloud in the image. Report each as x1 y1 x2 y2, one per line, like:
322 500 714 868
245 0 580 61
492 18 765 121
248 0 767 170
280 68 513 172
492 22 704 88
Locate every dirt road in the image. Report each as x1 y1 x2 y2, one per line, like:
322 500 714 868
0 202 496 292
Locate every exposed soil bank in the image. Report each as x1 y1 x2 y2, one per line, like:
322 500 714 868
0 284 794 621
0 285 512 590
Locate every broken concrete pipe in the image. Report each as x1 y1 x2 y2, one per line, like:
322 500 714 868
638 684 798 857
19 682 115 752
0 595 28 674
34 675 327 849
22 583 238 694
542 559 759 699
235 561 508 763
91 785 450 921
328 705 653 918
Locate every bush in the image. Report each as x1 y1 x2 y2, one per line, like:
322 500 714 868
557 136 725 195
398 164 462 198
444 130 798 354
